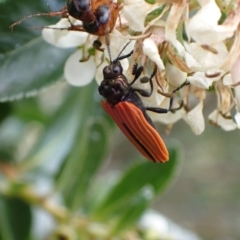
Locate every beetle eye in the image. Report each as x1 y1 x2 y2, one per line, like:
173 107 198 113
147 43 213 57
67 0 90 19
113 65 121 75
96 5 110 24
77 0 89 10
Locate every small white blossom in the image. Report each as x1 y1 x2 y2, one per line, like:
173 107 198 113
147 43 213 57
122 0 157 32
142 38 165 71
187 0 235 44
230 54 240 109
234 112 240 128
165 63 187 87
148 97 184 125
209 110 237 131
182 101 205 135
185 42 229 71
139 210 202 240
64 50 96 86
41 0 240 134
42 18 88 48
187 72 219 89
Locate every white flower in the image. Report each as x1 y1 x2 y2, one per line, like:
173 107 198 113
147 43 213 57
184 42 229 71
209 110 237 131
139 210 202 240
122 0 157 32
230 54 240 109
187 0 235 44
165 63 187 87
148 97 184 125
187 71 220 89
234 112 240 129
182 101 205 135
142 38 165 71
64 50 96 86
41 0 240 134
42 18 88 48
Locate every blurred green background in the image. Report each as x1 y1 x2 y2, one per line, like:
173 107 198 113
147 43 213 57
0 0 240 239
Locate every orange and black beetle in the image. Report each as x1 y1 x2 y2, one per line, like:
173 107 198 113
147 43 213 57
10 0 120 36
67 0 120 36
99 52 188 162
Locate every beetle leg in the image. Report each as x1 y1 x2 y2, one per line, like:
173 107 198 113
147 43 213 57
146 81 190 113
131 65 157 97
130 65 144 85
132 63 138 76
170 100 184 113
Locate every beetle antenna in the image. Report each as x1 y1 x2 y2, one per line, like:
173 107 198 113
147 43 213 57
115 41 131 61
106 45 112 63
104 30 132 63
104 28 113 63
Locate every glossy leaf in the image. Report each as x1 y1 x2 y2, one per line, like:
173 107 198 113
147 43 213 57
0 38 74 101
62 119 110 210
111 191 149 234
55 89 110 210
0 0 74 101
20 82 99 172
0 196 32 240
93 148 179 219
0 0 65 53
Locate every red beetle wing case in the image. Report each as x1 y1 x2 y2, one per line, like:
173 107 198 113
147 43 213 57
101 101 169 163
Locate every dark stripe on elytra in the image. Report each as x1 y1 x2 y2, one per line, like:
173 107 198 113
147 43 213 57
123 123 156 163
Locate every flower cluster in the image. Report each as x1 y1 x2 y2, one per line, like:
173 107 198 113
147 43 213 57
42 0 240 134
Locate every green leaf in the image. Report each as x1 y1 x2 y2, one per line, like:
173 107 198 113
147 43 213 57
93 148 179 220
0 37 74 101
111 191 149 234
0 197 15 240
146 4 166 23
20 83 98 171
12 98 48 123
144 0 156 4
54 86 111 210
0 0 73 101
63 119 110 210
0 196 32 240
0 117 26 163
0 0 65 53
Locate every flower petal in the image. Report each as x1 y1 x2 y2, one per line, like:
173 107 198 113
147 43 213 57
182 101 205 135
187 0 235 44
122 0 156 32
187 72 215 89
139 211 169 238
234 112 240 129
165 0 187 54
105 29 135 61
42 18 88 48
64 50 96 86
230 54 240 108
148 97 184 124
185 42 228 70
143 38 165 70
165 63 187 87
222 74 233 86
208 110 237 131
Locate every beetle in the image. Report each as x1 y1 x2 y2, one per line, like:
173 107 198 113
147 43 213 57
98 51 188 163
67 0 120 36
10 0 119 37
